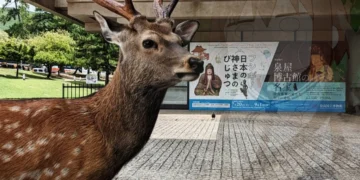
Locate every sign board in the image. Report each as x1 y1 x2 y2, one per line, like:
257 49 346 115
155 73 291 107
189 42 346 112
86 74 98 84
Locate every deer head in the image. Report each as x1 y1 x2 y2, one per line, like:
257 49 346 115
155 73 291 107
93 0 204 90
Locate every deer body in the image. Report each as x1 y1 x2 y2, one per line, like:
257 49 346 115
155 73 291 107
0 98 106 179
0 65 167 179
0 0 203 179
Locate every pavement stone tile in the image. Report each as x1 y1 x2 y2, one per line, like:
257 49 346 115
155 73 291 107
114 112 360 180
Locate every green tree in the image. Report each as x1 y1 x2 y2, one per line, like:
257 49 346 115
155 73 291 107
73 30 118 83
0 0 29 23
0 37 34 77
4 7 74 38
0 30 9 41
0 31 8 52
6 22 30 38
22 9 118 81
29 31 75 78
65 23 118 83
4 7 118 82
98 40 118 84
1 0 30 38
25 9 74 35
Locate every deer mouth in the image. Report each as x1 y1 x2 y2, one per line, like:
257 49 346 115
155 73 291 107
176 72 200 81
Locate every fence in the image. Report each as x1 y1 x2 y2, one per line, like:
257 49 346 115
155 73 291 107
62 83 105 99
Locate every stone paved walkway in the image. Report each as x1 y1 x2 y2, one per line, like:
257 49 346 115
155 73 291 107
114 111 360 180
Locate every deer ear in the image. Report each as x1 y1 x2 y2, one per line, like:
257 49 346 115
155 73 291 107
94 11 121 45
175 20 199 46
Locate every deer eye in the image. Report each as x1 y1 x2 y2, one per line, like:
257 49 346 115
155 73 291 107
142 40 157 49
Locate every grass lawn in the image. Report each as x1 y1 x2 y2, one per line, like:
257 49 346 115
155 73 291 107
0 68 105 99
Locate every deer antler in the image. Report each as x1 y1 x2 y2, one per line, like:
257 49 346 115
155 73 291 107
93 0 140 20
153 0 179 18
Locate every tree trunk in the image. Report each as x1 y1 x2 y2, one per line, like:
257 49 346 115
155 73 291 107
105 58 110 85
47 64 52 79
14 0 21 22
59 65 64 76
103 40 110 85
105 68 110 85
73 67 79 75
97 71 101 81
16 62 19 78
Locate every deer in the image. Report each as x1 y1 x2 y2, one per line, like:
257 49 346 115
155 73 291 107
0 0 204 179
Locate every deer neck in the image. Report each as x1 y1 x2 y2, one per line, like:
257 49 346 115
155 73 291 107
92 56 167 148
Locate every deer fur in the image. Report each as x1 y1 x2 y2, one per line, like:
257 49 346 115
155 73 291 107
0 9 203 180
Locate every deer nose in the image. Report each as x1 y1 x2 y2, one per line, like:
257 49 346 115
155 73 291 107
189 58 204 73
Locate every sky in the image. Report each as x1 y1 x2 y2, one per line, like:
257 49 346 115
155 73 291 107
0 0 36 11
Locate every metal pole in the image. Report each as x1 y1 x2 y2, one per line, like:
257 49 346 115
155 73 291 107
71 83 73 99
62 83 65 99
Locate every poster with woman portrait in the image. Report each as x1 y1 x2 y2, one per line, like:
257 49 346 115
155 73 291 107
194 63 222 96
189 42 346 112
189 42 279 109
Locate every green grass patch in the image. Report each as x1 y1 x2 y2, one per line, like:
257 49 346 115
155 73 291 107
0 68 105 99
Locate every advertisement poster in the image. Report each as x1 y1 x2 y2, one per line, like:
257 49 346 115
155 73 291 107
189 42 346 112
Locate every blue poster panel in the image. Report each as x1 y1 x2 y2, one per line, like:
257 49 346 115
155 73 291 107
189 42 346 112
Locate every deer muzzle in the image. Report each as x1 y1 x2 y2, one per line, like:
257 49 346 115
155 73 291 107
188 58 204 73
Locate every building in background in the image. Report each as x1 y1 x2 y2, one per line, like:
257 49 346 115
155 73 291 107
24 0 360 112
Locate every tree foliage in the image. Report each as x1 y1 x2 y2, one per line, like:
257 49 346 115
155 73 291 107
0 37 34 77
74 30 118 72
7 8 119 73
5 22 29 38
1 4 119 81
24 9 75 35
0 30 9 41
0 0 29 23
0 38 32 62
1 0 30 38
29 31 75 78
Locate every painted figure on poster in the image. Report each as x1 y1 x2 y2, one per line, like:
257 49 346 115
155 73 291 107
195 63 222 96
240 79 248 99
191 45 209 60
308 45 333 82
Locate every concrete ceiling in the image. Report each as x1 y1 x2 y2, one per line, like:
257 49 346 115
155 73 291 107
23 0 354 32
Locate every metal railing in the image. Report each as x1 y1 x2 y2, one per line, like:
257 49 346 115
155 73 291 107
62 83 105 99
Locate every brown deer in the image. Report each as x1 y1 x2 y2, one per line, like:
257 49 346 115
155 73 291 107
0 0 203 179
